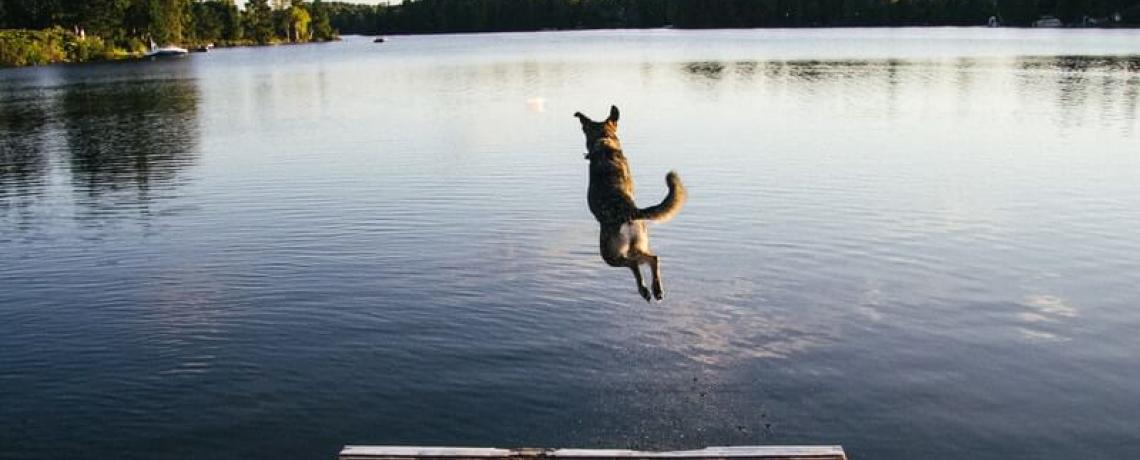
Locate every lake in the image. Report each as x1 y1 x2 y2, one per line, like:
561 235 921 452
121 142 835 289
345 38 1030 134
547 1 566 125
2 28 1139 460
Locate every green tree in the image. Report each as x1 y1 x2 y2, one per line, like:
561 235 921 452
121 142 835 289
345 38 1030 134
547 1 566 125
245 0 275 44
189 1 222 42
219 0 244 42
289 5 312 41
310 0 336 40
132 0 188 45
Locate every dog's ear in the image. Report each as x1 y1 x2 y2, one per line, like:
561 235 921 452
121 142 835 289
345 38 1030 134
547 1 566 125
574 112 591 124
608 105 620 123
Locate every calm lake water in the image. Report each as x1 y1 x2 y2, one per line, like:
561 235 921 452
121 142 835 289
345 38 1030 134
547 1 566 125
2 28 1140 460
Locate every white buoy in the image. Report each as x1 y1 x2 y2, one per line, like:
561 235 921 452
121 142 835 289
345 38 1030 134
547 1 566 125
526 97 546 112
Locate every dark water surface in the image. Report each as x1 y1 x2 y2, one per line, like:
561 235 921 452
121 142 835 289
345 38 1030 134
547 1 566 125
2 29 1140 460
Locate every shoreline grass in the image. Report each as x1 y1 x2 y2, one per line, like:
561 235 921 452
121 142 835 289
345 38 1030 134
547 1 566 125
0 27 143 67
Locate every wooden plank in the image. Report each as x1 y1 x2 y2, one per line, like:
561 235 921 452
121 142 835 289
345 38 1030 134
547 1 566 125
339 445 846 460
342 447 516 458
553 447 846 458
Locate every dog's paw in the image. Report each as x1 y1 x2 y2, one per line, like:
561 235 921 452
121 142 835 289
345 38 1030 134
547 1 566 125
638 286 652 302
652 283 665 301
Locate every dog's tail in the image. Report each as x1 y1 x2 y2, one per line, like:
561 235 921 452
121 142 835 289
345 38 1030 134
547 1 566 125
634 171 686 222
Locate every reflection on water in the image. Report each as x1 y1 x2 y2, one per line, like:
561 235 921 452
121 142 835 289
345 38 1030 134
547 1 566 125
60 74 198 213
0 63 198 235
679 56 1140 132
684 61 727 80
2 30 1140 460
646 281 838 366
0 90 50 210
1016 294 1079 342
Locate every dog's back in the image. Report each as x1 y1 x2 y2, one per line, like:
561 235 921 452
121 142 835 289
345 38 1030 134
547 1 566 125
586 137 638 225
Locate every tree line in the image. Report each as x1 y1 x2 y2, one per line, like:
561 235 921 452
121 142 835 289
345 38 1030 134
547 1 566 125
0 0 337 49
3 0 1139 66
4 0 1138 43
324 0 1140 35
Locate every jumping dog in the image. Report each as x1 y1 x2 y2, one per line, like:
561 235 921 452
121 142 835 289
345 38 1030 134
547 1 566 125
574 106 686 301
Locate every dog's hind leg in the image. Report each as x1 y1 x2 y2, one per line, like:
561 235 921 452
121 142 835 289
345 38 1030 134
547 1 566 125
646 254 664 301
630 264 651 302
626 222 663 301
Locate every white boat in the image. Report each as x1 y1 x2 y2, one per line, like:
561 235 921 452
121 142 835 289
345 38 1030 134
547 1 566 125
145 40 189 58
1033 15 1064 27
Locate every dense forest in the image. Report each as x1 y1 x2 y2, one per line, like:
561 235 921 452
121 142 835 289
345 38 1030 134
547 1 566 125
325 0 1140 35
3 0 1140 66
1 0 336 66
1 0 337 45
6 0 1139 38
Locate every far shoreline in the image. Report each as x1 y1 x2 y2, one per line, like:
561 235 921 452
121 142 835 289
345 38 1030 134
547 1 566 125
6 25 1140 70
0 28 341 69
365 23 1140 38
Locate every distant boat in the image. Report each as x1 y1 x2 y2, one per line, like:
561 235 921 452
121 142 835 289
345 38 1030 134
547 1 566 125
145 40 189 58
191 43 214 53
987 16 1001 27
1033 15 1063 27
373 36 386 43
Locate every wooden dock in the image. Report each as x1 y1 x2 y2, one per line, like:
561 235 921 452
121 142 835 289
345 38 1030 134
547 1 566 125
339 446 847 460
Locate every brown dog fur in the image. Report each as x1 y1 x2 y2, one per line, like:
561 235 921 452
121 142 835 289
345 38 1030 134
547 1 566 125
574 106 686 301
